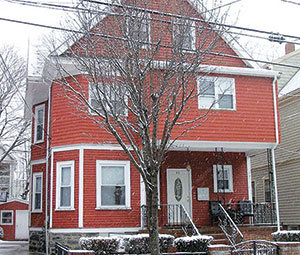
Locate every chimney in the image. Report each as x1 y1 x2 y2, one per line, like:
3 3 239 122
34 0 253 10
285 43 295 55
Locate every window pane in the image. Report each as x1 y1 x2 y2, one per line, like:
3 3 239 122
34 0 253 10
218 94 233 109
35 193 41 210
36 177 42 192
61 167 71 186
218 180 229 190
199 80 215 95
36 125 43 141
2 212 12 223
101 186 125 206
199 96 215 109
60 187 71 207
37 109 44 124
102 166 124 185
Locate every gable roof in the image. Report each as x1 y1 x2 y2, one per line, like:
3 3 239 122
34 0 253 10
51 0 256 68
279 69 300 98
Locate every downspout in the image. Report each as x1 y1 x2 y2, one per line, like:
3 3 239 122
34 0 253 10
271 75 281 232
45 81 52 255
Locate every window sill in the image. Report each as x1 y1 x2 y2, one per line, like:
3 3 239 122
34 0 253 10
214 190 233 193
32 210 43 213
95 207 132 210
0 223 13 226
33 140 44 145
55 208 75 211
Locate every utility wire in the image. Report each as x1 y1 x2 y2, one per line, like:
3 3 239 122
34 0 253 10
2 0 300 43
1 16 300 69
281 0 300 6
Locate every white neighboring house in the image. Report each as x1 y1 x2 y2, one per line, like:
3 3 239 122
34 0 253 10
0 146 16 202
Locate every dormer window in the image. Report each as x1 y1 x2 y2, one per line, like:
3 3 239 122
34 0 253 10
198 77 236 110
34 104 45 144
173 19 196 51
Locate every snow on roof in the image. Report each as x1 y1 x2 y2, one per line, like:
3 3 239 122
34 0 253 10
279 69 300 97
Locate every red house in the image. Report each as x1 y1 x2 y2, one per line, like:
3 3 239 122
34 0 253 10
25 0 280 253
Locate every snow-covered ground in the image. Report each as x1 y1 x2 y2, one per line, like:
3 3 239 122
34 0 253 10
0 241 29 255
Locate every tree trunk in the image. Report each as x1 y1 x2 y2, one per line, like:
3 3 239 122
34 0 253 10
146 174 160 255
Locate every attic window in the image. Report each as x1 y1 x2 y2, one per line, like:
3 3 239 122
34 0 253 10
126 11 150 46
173 19 196 51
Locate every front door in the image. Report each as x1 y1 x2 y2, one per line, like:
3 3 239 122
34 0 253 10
15 210 29 239
167 169 192 224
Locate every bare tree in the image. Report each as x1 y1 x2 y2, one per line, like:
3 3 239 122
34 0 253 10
0 45 29 163
49 0 232 254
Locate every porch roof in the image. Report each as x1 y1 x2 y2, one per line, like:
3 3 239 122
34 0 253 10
168 140 276 156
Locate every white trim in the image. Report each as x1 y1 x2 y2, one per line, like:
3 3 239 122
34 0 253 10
29 227 44 231
34 104 45 144
169 140 277 152
78 148 84 228
50 151 54 228
213 165 233 193
31 158 47 165
246 156 252 202
51 144 131 153
272 76 280 146
0 210 13 225
271 149 281 232
32 172 43 213
96 160 131 209
56 161 75 210
49 227 141 234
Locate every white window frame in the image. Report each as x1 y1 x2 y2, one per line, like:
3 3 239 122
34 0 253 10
89 83 128 117
173 19 196 51
96 160 131 209
56 161 75 211
0 210 13 225
213 165 233 193
32 172 43 213
197 77 236 110
34 104 45 144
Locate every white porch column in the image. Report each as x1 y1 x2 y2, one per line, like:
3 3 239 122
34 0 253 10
271 148 281 231
246 156 252 202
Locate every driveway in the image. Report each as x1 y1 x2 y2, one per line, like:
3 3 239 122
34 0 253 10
0 241 29 255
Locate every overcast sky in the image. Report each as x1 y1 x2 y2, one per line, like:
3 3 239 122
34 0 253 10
0 0 299 73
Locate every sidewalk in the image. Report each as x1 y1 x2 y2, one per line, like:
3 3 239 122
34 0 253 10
0 241 29 255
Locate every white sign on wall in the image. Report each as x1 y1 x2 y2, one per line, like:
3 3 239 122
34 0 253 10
197 187 209 201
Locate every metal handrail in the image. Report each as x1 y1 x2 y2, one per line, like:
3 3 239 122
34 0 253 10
219 204 243 238
179 204 200 236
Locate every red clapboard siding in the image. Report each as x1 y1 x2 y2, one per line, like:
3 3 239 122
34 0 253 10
83 149 140 228
51 150 79 228
30 163 46 228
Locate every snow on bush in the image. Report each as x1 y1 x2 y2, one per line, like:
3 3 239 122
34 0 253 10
272 230 300 242
174 235 213 252
0 227 3 238
79 236 120 254
123 234 174 254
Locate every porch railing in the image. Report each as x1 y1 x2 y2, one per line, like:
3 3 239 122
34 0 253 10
218 203 243 247
141 204 200 236
252 202 276 225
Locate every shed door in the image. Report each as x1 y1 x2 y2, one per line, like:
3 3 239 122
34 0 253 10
15 210 29 239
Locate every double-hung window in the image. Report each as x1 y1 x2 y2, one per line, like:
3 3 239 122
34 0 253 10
34 104 45 143
56 161 74 210
213 165 233 193
264 179 271 202
126 11 150 46
0 210 13 225
96 160 130 209
198 77 236 110
32 172 43 212
174 19 196 51
89 83 127 116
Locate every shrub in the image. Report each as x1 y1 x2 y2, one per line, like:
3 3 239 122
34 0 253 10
0 227 3 238
272 231 300 242
174 235 213 252
79 236 120 255
123 234 174 254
